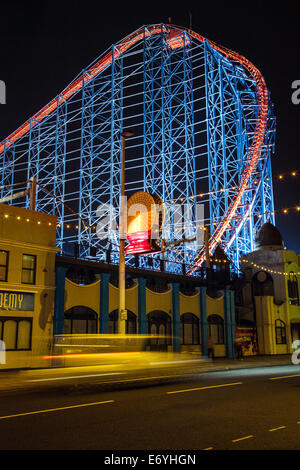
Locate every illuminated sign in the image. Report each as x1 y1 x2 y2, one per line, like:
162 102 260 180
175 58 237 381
125 191 164 255
0 291 35 311
125 231 161 256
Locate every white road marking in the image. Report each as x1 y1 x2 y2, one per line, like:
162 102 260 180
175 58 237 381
27 372 125 382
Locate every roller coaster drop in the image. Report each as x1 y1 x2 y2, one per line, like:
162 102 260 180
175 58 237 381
0 24 276 275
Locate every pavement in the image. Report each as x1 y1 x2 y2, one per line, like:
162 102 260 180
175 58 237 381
0 353 295 396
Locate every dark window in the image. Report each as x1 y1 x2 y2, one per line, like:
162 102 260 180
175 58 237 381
0 250 9 282
0 317 32 351
21 254 36 284
126 311 137 334
108 310 118 334
66 267 97 285
181 313 200 345
146 279 169 293
208 314 224 344
275 319 286 344
288 272 299 306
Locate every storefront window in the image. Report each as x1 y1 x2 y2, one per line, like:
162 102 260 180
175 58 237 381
0 317 32 350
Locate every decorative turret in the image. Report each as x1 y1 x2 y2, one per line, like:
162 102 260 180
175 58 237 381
254 221 284 251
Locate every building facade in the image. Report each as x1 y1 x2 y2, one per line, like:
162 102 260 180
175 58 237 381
53 256 236 360
0 203 57 369
2 204 298 370
237 221 300 355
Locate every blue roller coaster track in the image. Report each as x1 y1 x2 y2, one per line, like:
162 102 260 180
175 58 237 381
0 24 276 275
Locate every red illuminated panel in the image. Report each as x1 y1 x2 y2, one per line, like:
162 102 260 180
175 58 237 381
125 231 161 255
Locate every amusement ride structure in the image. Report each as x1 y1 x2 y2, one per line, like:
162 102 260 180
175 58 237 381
0 24 276 275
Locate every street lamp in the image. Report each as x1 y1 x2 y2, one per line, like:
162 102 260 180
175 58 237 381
118 130 134 335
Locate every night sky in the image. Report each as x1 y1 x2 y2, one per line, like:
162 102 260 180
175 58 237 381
0 1 299 252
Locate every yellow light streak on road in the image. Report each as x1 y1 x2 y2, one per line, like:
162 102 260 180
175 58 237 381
0 400 114 420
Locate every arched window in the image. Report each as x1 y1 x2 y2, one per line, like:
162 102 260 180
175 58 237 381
64 306 98 334
275 319 286 344
207 314 224 345
108 310 137 334
147 310 172 347
288 272 299 306
180 313 200 345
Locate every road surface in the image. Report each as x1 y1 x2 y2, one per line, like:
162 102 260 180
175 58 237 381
0 364 299 451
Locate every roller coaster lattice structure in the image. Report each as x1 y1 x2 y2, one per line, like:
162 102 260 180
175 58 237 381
0 24 276 275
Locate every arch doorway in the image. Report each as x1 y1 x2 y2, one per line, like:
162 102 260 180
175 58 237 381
64 306 98 334
181 313 200 345
207 314 225 345
108 310 137 334
147 310 172 350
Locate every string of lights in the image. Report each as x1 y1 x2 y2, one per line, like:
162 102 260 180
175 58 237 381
1 210 299 276
1 170 299 215
0 173 299 274
0 179 299 233
241 258 300 276
167 168 299 205
277 170 299 180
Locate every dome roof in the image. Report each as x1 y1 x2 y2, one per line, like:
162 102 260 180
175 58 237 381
212 244 229 261
254 221 283 250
